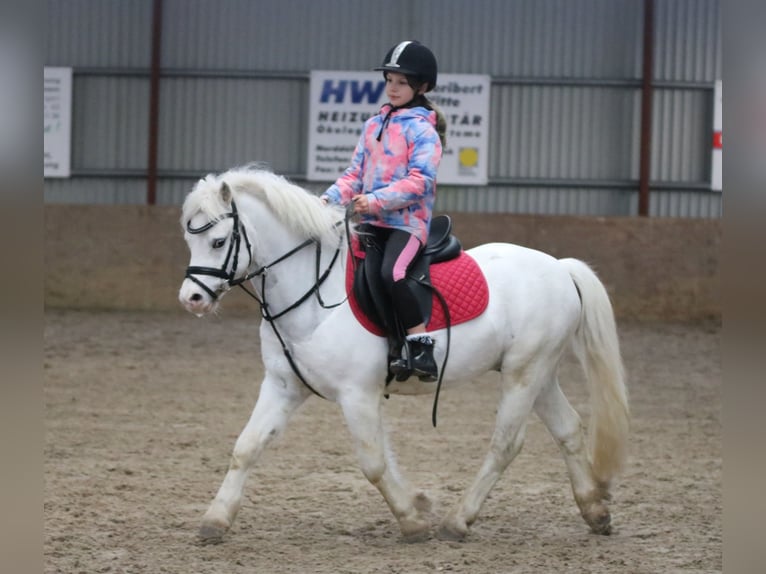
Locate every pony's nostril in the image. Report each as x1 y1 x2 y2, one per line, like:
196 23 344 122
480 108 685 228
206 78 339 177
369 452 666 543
190 293 203 302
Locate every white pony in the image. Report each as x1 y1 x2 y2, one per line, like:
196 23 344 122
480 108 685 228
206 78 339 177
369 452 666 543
178 166 629 543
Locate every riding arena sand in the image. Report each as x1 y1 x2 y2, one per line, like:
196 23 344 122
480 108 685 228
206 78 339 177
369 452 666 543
44 309 721 573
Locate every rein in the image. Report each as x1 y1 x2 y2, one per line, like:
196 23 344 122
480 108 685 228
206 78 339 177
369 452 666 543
185 200 346 399
185 200 451 423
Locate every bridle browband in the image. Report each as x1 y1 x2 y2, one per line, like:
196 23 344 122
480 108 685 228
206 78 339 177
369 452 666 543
184 199 346 398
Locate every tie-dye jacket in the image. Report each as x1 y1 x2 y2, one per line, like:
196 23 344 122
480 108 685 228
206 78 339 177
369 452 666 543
321 104 442 245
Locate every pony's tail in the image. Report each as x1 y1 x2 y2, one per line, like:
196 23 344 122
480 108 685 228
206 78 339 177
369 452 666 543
560 258 630 487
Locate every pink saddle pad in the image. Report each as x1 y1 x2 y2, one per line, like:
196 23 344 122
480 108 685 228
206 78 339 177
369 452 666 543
346 249 490 336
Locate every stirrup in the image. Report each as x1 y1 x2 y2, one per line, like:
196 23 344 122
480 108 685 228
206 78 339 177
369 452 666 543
413 368 437 383
389 357 412 382
389 357 437 382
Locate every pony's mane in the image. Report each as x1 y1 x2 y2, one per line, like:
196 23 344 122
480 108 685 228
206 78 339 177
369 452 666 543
181 166 344 243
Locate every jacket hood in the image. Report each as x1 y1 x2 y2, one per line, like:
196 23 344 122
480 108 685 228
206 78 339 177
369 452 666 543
375 103 437 141
379 103 436 124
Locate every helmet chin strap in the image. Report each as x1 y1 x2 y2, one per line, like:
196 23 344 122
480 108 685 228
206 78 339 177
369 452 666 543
375 92 427 142
376 104 399 141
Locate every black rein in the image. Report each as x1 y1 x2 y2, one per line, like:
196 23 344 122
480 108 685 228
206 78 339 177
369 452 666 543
184 200 345 399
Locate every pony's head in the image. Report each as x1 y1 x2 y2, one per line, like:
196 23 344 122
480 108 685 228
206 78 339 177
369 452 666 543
178 166 344 315
178 175 248 315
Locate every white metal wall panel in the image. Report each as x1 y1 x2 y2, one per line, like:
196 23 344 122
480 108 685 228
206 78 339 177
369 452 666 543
45 0 722 217
73 76 150 171
491 85 641 181
652 88 711 184
416 0 643 78
156 179 197 206
161 0 405 71
654 0 721 82
638 189 722 217
44 178 148 205
159 0 644 77
158 77 307 174
45 0 152 67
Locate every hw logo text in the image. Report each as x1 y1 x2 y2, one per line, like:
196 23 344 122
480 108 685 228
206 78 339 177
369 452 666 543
320 79 385 104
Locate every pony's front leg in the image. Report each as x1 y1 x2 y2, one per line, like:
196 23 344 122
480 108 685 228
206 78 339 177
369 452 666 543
199 373 308 544
340 391 432 542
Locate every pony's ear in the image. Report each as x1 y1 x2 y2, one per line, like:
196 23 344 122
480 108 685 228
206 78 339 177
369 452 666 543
220 182 232 204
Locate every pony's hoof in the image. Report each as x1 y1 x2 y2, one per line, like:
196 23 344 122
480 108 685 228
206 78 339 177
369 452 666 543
436 521 468 542
198 522 228 544
401 526 431 543
584 509 612 535
400 516 431 543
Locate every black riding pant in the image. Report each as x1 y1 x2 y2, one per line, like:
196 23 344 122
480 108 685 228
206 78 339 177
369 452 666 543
362 225 425 331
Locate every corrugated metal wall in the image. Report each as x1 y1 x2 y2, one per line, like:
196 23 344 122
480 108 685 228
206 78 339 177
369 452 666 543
44 0 721 217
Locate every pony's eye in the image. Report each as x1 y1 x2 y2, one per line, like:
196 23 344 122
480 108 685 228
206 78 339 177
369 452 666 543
212 238 226 249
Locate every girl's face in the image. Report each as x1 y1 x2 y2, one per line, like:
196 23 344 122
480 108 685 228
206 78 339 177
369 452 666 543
385 72 423 107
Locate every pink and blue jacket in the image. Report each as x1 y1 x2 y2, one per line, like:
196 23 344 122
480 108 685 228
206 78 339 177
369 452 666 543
321 104 442 245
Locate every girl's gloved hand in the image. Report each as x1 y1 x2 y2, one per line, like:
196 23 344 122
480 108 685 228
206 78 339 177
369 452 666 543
352 194 370 214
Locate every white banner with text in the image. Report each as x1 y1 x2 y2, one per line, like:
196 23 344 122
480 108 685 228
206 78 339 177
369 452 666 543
44 67 73 178
307 71 490 185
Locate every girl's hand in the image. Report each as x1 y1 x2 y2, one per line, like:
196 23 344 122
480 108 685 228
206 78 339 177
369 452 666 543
352 194 369 214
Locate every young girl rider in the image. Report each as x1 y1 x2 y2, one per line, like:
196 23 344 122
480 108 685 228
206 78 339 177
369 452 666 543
321 40 447 382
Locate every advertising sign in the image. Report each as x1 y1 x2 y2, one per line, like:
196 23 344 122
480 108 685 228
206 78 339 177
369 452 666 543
44 67 73 178
307 71 491 185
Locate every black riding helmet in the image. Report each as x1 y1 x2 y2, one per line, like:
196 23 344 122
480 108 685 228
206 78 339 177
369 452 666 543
374 41 438 92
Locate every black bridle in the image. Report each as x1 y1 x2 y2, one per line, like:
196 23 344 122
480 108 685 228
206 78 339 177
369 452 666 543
185 200 253 300
184 200 345 398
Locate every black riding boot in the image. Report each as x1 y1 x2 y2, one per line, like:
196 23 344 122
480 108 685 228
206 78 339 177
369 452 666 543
390 335 438 382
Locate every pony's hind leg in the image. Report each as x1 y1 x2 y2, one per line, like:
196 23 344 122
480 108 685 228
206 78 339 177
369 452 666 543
438 376 540 541
340 390 432 542
199 373 308 544
534 378 612 534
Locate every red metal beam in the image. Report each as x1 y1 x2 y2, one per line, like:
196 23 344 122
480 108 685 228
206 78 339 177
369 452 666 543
147 0 163 205
638 0 654 216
